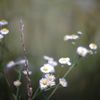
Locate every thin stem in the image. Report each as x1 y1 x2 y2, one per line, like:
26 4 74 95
46 83 60 100
0 37 10 88
20 20 32 100
73 43 76 63
16 87 19 100
32 87 40 99
63 64 75 78
0 42 15 59
32 91 42 100
15 68 22 100
3 73 10 88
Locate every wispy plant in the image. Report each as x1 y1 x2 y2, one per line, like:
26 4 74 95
20 20 33 100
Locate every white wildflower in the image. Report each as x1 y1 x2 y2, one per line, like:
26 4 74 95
45 74 55 81
17 59 26 65
63 35 71 41
43 55 54 61
13 80 21 87
70 34 79 40
40 64 55 73
40 78 48 90
48 80 55 87
77 46 88 57
1 28 9 35
77 31 82 35
0 20 8 26
89 43 97 50
48 60 58 67
6 61 16 68
59 78 68 87
59 57 71 65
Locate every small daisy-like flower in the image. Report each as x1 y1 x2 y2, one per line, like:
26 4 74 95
48 80 55 87
45 74 55 81
0 20 8 26
59 78 68 87
58 57 71 65
13 80 21 87
48 60 58 67
0 34 4 40
43 55 54 61
77 46 88 57
89 43 97 50
77 31 82 35
17 59 26 65
6 61 16 68
63 35 71 41
1 28 9 35
70 34 79 40
40 78 48 90
23 70 32 75
40 64 55 73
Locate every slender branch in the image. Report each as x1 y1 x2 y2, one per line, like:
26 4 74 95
20 20 32 100
32 87 40 99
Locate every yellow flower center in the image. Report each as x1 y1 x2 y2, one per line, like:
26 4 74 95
8 61 13 64
91 44 96 47
64 35 68 39
2 28 7 31
60 81 65 85
1 20 6 22
48 76 52 79
81 50 84 53
71 34 76 37
14 81 21 86
43 68 48 71
62 58 67 61
42 81 47 85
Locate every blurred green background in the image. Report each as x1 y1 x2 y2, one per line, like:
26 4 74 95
0 0 100 100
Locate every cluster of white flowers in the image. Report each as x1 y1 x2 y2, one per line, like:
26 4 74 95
63 31 97 57
39 56 58 90
0 20 9 41
64 31 82 41
77 43 97 57
39 74 56 90
40 56 68 90
64 34 79 41
6 59 26 68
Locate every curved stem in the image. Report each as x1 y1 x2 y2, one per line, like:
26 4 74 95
32 87 40 99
